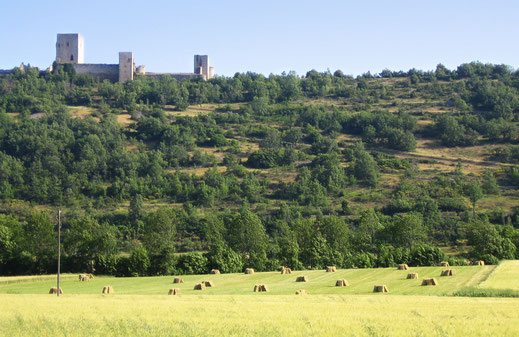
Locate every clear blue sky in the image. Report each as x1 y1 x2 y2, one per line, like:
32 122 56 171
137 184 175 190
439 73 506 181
1 0 517 77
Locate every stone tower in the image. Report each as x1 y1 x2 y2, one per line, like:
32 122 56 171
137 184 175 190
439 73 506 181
56 34 84 64
119 52 134 83
194 55 214 80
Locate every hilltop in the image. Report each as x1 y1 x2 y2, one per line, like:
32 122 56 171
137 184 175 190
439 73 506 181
0 62 518 277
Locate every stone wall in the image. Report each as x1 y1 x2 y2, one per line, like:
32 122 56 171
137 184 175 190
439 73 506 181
72 64 119 82
145 73 202 81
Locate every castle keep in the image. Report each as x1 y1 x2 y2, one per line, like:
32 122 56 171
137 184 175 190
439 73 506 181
53 33 214 82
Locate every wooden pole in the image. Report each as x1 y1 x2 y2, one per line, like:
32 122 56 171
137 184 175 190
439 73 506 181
57 209 61 297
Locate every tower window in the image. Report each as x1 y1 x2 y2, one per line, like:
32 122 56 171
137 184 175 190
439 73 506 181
67 42 69 47
70 54 74 61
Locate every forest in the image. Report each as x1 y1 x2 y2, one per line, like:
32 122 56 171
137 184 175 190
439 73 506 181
0 61 518 276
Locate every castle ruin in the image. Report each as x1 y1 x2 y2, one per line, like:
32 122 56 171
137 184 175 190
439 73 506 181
53 33 214 82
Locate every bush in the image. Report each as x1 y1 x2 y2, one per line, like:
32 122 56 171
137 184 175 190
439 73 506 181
128 247 150 276
409 244 446 266
177 252 208 275
205 244 243 273
480 254 499 265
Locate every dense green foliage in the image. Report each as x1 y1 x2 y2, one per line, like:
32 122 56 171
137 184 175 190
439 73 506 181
0 62 518 276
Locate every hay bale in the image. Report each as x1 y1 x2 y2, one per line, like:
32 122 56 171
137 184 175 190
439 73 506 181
476 260 485 266
373 285 388 293
102 286 114 294
210 269 220 274
326 266 337 272
421 278 439 286
397 264 409 270
335 279 349 287
253 284 269 292
168 288 181 295
194 283 206 290
173 277 184 284
203 281 214 287
296 275 308 282
87 274 94 279
406 273 419 279
295 289 309 295
441 269 455 276
281 267 292 274
49 287 63 294
245 268 255 274
440 261 450 267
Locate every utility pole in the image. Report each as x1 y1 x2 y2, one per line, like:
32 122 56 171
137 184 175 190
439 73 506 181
57 209 62 297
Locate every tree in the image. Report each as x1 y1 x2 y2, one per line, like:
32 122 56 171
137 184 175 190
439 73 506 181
142 208 177 256
465 183 484 216
64 216 119 273
227 209 269 270
391 213 426 250
350 143 378 187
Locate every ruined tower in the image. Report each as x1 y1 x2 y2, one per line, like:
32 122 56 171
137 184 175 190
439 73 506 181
119 52 134 83
56 34 84 64
194 55 214 80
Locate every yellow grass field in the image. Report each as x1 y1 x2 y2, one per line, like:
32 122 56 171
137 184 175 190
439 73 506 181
1 294 518 336
1 264 518 336
479 260 519 291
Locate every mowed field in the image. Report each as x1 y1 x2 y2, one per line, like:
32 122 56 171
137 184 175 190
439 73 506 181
479 260 519 290
0 265 495 296
1 264 519 336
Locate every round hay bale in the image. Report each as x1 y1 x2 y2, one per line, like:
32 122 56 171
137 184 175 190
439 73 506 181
326 266 337 272
281 267 292 274
373 285 388 293
102 286 114 294
295 289 309 295
335 279 349 287
194 283 206 290
210 269 220 274
168 288 181 295
421 278 439 286
49 287 63 294
296 275 308 282
406 273 419 279
245 268 255 275
440 261 450 267
173 277 184 284
397 264 409 270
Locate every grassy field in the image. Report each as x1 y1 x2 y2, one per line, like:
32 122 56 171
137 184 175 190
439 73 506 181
2 264 519 336
479 260 519 291
0 265 495 296
1 294 518 336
